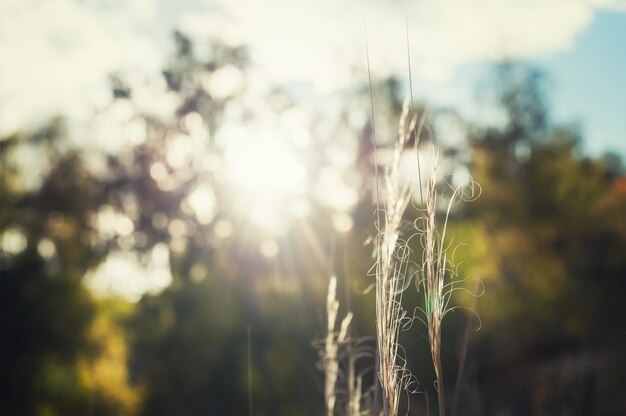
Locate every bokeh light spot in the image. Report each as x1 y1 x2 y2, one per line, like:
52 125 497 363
1 227 27 255
214 219 233 239
37 238 57 259
150 162 168 181
187 184 217 225
260 239 279 258
189 263 207 283
332 213 354 233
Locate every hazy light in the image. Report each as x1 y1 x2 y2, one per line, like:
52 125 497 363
203 64 244 100
151 243 169 266
121 193 140 219
117 234 135 251
82 152 110 180
433 113 466 149
115 216 134 236
315 166 358 212
150 162 168 181
248 197 288 235
132 79 180 121
392 144 440 198
220 124 309 235
127 118 147 145
327 141 357 170
332 213 354 233
260 239 279 258
165 134 194 169
514 141 532 163
451 165 472 187
189 262 208 283
183 112 204 131
1 227 27 255
290 199 311 218
91 100 139 154
169 237 187 254
225 136 306 195
93 205 135 238
214 219 233 239
84 245 172 302
187 184 217 225
167 219 187 238
5 142 52 193
156 176 177 192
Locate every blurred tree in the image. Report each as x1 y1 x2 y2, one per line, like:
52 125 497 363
1 125 139 415
452 61 626 415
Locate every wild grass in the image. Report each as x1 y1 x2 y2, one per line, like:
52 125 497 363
319 106 481 414
319 32 481 414
370 96 421 416
365 87 481 415
318 271 382 416
411 148 481 416
321 275 353 416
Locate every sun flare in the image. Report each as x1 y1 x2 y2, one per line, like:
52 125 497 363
223 133 308 236
225 137 306 194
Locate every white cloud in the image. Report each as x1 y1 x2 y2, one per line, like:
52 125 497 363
179 0 621 88
0 0 162 136
591 0 626 12
1 0 624 134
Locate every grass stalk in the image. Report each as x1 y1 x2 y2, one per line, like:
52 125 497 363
371 96 421 416
323 275 353 416
247 325 253 416
423 156 446 416
364 33 480 414
415 148 481 416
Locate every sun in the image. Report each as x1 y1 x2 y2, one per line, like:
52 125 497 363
222 131 309 237
225 136 306 195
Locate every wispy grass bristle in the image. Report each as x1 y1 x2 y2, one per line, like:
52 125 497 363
322 275 353 416
411 147 482 416
370 95 423 416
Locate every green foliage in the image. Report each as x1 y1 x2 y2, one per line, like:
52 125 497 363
1 130 144 413
450 63 626 414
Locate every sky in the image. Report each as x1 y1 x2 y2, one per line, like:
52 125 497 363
1 0 625 158
540 10 626 157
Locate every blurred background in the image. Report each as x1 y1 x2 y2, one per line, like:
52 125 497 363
1 1 625 415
